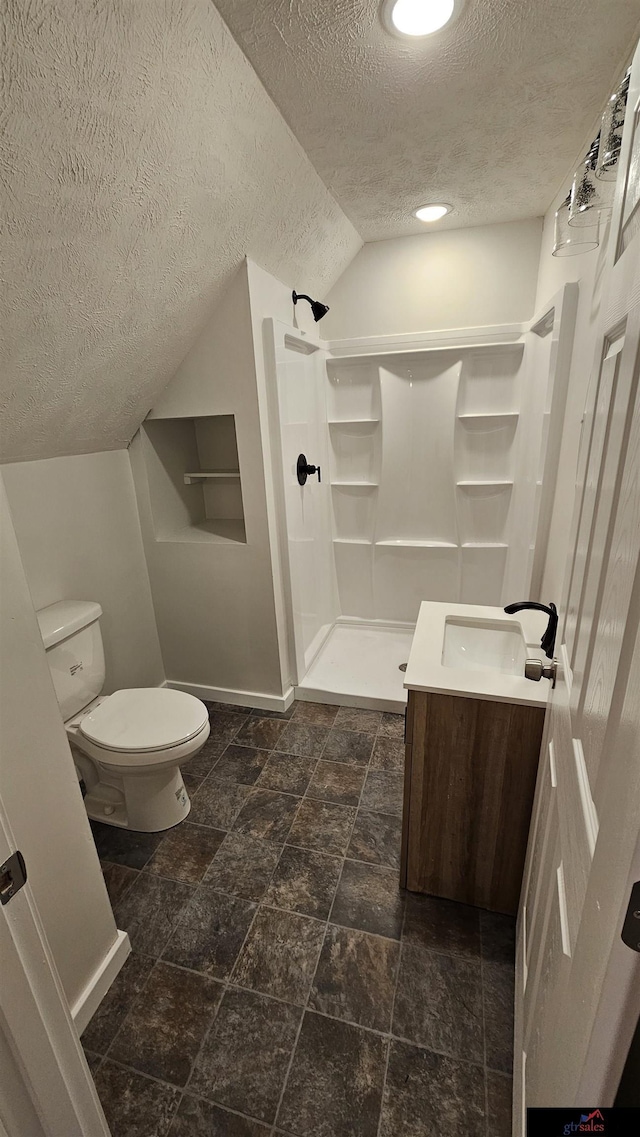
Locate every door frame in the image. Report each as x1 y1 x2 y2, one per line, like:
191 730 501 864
0 797 110 1137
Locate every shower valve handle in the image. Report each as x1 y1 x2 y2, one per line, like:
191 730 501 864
297 454 321 485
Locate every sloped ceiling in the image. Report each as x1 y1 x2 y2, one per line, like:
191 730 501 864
216 0 640 240
1 0 361 463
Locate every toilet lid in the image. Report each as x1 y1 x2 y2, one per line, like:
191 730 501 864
79 689 209 753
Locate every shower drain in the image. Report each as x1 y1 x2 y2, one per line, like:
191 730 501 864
399 662 408 672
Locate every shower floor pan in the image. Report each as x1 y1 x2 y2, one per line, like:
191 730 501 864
295 620 414 713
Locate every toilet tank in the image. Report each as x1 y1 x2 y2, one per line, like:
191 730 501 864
36 601 106 722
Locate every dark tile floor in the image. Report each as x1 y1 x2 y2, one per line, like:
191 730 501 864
84 700 514 1137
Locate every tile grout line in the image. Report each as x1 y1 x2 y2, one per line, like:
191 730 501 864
375 884 408 1137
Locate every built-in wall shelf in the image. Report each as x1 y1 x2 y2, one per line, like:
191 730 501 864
333 538 372 545
184 470 240 484
158 519 247 545
142 414 246 545
457 412 519 421
331 481 379 488
462 542 509 549
457 480 514 487
328 341 525 363
375 539 457 549
328 419 380 426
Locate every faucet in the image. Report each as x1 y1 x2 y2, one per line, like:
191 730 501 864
503 601 558 659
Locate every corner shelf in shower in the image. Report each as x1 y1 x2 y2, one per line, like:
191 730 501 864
333 538 372 545
456 480 514 487
331 481 379 487
328 419 380 425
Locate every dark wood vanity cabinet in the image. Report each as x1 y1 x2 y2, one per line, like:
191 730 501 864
401 689 545 915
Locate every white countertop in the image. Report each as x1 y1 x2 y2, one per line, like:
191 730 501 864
404 601 550 708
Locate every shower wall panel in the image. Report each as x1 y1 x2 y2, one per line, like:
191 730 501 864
376 360 460 545
327 343 526 623
271 325 338 683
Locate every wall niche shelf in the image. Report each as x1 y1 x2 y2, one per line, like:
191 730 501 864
143 414 246 544
184 470 240 484
331 481 379 488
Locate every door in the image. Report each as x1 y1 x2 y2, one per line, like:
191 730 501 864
0 804 110 1137
515 41 640 1125
266 320 337 684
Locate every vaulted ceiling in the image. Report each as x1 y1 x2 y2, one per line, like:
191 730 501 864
1 0 360 463
216 0 640 240
2 1 639 464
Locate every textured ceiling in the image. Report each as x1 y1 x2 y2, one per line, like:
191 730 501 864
1 0 361 463
215 0 640 240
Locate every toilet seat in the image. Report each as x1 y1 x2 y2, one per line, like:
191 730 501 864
79 688 209 755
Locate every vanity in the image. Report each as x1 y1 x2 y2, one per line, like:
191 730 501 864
401 602 549 915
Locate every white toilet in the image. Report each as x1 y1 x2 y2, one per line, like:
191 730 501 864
37 600 210 832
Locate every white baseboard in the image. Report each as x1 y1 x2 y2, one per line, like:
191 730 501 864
165 680 295 713
71 930 130 1036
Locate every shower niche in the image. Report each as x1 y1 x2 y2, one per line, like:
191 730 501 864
326 344 525 621
141 414 246 544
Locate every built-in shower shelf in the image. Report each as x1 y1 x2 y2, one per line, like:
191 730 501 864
183 470 240 484
375 539 457 548
456 412 519 421
333 538 372 545
328 419 380 425
462 542 509 549
331 481 379 488
456 480 514 487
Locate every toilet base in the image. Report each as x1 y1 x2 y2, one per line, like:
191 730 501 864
74 750 191 831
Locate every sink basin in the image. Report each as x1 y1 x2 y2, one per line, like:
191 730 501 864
442 617 526 675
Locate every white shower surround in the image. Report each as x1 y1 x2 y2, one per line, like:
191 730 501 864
268 286 577 708
1 0 360 463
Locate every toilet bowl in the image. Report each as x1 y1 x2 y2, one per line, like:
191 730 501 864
36 600 210 832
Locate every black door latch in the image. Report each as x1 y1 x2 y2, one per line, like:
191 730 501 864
0 850 27 906
621 880 640 952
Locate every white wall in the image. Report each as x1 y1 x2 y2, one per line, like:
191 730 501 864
535 196 611 604
1 451 164 692
0 478 118 1008
1 0 360 464
322 220 543 340
132 262 287 701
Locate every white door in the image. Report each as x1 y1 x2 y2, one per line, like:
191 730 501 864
0 803 110 1137
267 320 337 683
515 41 640 1125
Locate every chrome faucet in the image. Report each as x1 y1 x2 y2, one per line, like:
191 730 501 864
503 601 558 659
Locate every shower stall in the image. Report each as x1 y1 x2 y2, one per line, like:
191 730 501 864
265 284 577 710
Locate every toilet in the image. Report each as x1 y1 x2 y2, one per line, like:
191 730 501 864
37 600 210 832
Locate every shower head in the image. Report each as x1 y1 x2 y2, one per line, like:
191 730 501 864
292 290 330 322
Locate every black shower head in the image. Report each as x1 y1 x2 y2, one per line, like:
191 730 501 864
292 290 330 322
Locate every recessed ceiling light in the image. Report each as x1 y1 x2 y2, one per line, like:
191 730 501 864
383 0 462 39
414 203 451 222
